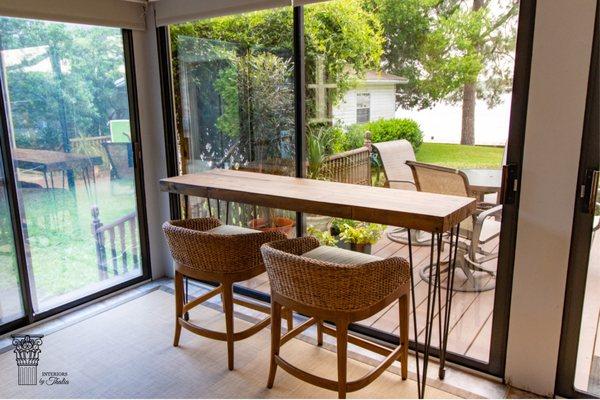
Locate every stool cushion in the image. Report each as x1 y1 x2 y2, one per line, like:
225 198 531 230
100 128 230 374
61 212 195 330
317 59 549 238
302 245 382 265
208 225 259 235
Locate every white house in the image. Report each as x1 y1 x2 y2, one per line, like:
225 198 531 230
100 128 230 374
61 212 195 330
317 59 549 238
332 71 407 127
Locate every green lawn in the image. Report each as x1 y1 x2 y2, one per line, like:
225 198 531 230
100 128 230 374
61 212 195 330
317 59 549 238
415 142 504 169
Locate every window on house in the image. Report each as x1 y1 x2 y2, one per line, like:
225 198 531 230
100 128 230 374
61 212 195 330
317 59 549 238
356 92 370 123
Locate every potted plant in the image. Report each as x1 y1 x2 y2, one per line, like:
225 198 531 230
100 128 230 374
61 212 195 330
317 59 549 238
330 219 385 254
307 226 338 246
248 208 295 235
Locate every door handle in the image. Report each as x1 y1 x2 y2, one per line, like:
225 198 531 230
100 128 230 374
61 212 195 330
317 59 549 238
584 169 599 214
500 163 519 205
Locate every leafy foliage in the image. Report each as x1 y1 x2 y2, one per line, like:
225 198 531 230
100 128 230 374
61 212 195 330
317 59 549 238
170 1 384 131
365 0 519 110
307 226 339 246
0 18 129 150
348 118 424 152
338 221 385 245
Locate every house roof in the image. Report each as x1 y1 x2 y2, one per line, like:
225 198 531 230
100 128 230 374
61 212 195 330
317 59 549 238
363 71 409 85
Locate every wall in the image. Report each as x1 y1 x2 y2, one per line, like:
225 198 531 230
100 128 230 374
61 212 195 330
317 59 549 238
131 8 172 279
505 0 597 395
332 83 397 127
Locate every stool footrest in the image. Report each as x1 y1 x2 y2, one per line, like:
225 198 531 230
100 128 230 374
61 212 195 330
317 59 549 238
179 316 271 342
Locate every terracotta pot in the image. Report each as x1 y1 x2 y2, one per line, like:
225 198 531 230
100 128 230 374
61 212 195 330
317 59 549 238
350 243 372 254
248 217 295 236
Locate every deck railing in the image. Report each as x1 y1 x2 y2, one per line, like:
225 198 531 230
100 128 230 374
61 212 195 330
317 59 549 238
91 206 139 279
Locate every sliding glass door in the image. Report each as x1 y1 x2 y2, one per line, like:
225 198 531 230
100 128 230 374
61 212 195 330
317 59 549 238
0 17 149 327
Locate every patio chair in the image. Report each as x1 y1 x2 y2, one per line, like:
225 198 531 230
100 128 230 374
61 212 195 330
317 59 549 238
406 161 502 291
162 217 291 371
102 142 134 181
371 139 429 245
261 237 410 399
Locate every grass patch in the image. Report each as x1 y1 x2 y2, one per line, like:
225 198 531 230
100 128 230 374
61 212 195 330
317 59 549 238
415 142 504 169
0 176 141 309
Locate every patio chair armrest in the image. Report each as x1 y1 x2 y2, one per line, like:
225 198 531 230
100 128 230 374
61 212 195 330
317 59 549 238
475 205 503 223
476 202 498 211
469 205 503 260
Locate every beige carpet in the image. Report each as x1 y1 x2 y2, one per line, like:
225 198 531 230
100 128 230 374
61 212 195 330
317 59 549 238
0 289 457 398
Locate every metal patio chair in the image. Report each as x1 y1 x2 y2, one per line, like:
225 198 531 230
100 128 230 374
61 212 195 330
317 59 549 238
371 139 429 245
406 161 502 291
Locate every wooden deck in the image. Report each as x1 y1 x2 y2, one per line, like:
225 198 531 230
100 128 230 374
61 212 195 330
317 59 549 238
237 227 498 364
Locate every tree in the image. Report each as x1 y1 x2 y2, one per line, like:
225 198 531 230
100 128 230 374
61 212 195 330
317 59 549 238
170 1 384 127
367 0 519 145
0 18 129 150
169 2 384 168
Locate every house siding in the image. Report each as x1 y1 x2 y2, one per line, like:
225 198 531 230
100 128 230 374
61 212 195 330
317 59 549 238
332 83 397 127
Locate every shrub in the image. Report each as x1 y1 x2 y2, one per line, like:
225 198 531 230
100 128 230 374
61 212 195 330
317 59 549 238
347 118 424 152
344 124 368 151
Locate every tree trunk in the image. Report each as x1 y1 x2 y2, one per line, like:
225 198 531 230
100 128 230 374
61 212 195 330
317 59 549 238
460 0 483 146
461 83 476 145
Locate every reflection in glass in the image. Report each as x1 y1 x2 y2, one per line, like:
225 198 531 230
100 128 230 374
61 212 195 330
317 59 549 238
170 9 296 233
0 18 143 312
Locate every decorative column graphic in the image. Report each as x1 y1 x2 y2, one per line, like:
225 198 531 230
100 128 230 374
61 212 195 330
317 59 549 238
11 335 44 385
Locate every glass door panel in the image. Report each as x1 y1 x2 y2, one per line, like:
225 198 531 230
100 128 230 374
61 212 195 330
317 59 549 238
0 18 144 313
0 141 24 324
302 0 522 372
169 8 296 293
557 6 599 395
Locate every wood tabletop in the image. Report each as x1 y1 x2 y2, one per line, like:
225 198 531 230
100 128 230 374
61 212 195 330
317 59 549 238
160 169 477 233
13 148 103 172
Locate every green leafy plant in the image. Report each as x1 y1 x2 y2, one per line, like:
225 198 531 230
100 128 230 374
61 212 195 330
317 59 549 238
307 226 339 246
307 130 328 179
331 219 385 245
348 118 423 152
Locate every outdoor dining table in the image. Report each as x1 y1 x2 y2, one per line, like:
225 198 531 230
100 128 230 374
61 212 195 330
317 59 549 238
160 168 477 398
12 148 102 193
462 168 503 202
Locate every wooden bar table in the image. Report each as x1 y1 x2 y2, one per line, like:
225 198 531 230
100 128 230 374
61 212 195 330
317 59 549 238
161 169 477 398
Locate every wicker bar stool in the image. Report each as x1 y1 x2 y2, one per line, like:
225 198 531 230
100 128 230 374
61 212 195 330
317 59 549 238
163 217 291 371
261 237 411 398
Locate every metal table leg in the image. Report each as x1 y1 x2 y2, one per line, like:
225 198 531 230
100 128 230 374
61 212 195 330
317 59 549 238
407 224 460 398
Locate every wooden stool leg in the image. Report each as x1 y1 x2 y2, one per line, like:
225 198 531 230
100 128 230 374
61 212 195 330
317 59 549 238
336 322 348 399
222 283 235 371
399 294 409 380
173 271 183 347
267 301 282 389
317 319 324 346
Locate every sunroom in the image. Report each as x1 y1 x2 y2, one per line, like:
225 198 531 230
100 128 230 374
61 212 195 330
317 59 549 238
0 0 597 398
